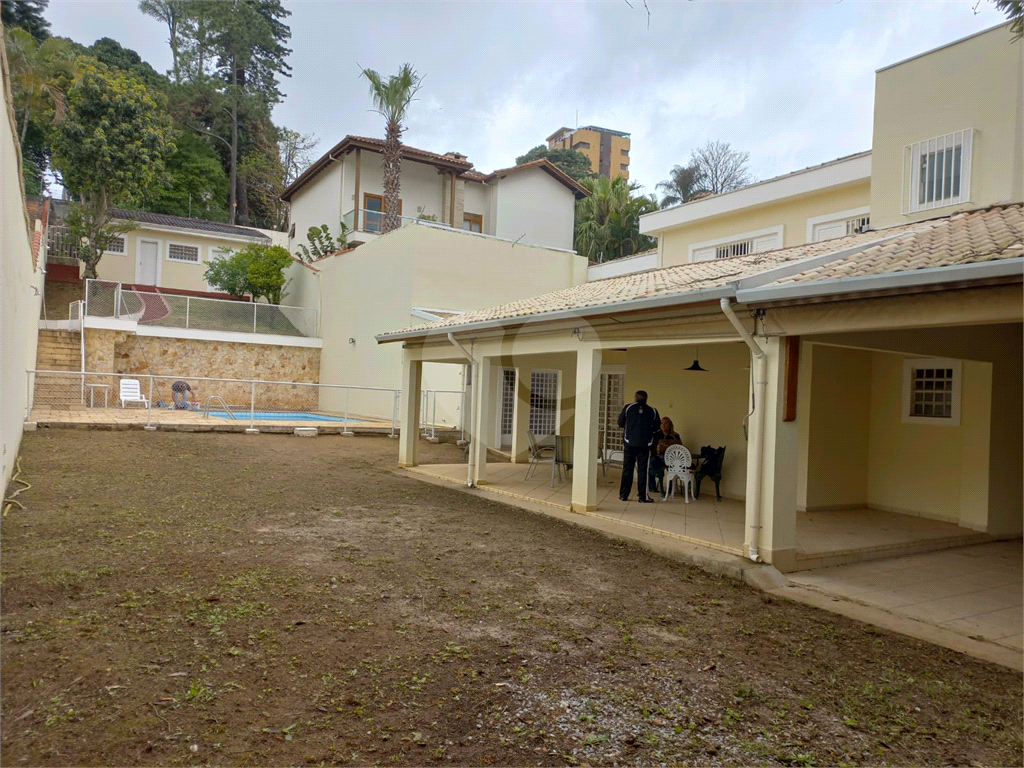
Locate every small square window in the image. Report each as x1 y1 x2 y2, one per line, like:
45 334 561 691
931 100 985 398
168 243 200 263
105 235 126 254
902 359 961 425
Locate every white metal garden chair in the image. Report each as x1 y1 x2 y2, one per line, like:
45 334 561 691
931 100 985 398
662 444 693 503
119 378 149 408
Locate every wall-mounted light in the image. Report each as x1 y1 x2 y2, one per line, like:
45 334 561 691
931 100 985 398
571 327 583 340
348 337 356 345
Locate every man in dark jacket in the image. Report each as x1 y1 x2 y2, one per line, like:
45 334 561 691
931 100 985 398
617 390 661 503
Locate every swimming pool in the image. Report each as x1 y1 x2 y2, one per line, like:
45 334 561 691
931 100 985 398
206 410 354 422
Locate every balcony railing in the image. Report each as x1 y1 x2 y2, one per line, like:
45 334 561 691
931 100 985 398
341 208 458 236
84 279 318 338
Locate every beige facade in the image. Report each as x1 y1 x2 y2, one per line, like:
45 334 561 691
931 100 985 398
547 125 631 180
283 224 588 423
1 40 44 488
870 24 1024 228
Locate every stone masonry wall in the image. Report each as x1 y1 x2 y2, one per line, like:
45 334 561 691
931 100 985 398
85 329 321 410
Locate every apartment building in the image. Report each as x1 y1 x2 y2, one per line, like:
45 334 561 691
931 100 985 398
546 125 631 180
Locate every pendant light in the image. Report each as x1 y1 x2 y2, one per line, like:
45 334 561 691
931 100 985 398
686 345 708 371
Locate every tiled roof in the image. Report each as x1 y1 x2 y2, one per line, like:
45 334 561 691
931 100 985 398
484 159 591 198
343 135 474 168
377 204 1021 340
46 198 270 240
765 203 1022 285
461 170 488 182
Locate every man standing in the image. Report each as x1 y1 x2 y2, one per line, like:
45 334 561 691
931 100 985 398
617 390 661 503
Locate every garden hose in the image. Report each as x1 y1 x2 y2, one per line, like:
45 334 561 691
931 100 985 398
3 458 31 517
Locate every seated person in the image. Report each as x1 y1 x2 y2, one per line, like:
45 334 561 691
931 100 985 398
648 417 681 494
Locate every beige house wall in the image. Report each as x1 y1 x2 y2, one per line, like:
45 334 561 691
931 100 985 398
659 180 871 268
463 180 489 233
1 45 44 488
91 227 264 294
870 24 1023 228
287 160 344 246
491 167 576 251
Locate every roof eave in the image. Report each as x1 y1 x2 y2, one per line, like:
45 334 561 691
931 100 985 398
736 256 1024 305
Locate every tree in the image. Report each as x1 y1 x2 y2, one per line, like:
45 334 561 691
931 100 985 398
204 242 292 304
689 140 753 195
574 175 658 263
279 128 317 186
1 0 50 42
994 0 1023 40
3 27 75 146
359 63 423 233
515 145 593 180
51 60 177 279
295 223 348 262
142 131 229 220
138 0 187 81
87 37 168 93
656 163 704 207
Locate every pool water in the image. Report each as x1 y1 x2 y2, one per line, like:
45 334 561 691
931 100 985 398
206 411 354 422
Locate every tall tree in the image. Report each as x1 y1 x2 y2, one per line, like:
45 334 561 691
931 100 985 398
142 131 229 220
656 163 704 207
515 145 593 180
3 27 75 146
1 0 50 42
51 60 176 278
689 140 753 195
574 176 658 263
137 0 186 82
359 63 423 233
87 36 168 93
279 128 318 186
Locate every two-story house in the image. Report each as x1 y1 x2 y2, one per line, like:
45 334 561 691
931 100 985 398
280 135 589 253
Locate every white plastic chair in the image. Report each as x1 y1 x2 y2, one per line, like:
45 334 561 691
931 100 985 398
662 444 693 503
119 378 149 408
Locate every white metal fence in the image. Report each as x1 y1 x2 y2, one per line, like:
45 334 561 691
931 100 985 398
28 369 464 437
84 279 318 338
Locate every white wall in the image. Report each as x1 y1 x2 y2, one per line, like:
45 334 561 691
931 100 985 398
287 160 344 252
463 179 490 233
1 48 44 489
588 250 660 281
492 167 576 250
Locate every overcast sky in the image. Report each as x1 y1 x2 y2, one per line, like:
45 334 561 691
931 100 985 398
48 0 1008 197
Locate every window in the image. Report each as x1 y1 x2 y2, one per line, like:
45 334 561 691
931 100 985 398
808 208 871 242
716 240 752 259
529 371 558 436
104 235 126 255
167 243 200 263
906 129 973 213
620 148 629 156
572 141 591 150
690 226 783 262
845 215 870 235
462 212 483 233
902 358 961 425
620 163 629 171
363 193 402 233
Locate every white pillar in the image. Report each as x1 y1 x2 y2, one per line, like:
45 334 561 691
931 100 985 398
571 347 602 512
748 336 799 571
471 356 496 485
398 356 422 468
510 366 533 463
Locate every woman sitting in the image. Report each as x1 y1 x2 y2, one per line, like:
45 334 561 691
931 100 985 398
648 417 681 495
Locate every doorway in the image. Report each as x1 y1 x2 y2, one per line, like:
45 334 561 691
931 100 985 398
137 240 159 286
498 368 516 447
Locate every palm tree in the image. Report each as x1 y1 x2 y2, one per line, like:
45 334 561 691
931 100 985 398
574 176 658 263
3 27 76 147
360 63 423 233
138 0 186 82
656 163 705 207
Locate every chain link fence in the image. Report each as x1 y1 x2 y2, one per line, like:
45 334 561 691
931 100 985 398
84 280 317 338
28 370 465 437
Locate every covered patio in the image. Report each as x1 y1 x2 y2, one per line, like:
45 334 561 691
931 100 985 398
378 205 1022 574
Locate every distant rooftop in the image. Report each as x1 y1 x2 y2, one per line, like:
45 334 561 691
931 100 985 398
577 125 630 138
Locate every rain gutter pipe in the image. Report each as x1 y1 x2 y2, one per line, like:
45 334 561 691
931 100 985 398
447 333 476 488
719 297 766 563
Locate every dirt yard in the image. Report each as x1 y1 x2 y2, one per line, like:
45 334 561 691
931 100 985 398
2 431 1021 767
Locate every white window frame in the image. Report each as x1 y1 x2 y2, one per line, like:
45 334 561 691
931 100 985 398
528 370 560 437
901 358 962 426
166 241 202 264
806 206 871 242
689 225 784 263
103 234 128 256
904 129 973 214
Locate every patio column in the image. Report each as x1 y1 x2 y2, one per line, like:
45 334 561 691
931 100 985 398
510 366 533 463
749 336 799 571
399 355 423 467
471 355 496 485
571 347 602 512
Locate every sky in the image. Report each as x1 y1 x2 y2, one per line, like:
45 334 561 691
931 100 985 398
47 0 1009 198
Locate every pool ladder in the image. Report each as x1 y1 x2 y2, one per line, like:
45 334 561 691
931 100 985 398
201 395 235 420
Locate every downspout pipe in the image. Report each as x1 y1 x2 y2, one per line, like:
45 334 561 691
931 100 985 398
720 297 766 563
447 333 476 488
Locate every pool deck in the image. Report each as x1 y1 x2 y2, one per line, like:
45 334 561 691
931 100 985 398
28 406 401 434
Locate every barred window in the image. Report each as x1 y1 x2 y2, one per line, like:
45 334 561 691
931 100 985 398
716 240 752 259
105 236 126 254
902 358 961 425
168 243 200 263
529 371 558 436
906 130 973 213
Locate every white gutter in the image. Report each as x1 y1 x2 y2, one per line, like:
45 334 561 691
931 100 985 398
719 298 766 563
447 332 476 488
376 285 736 343
736 256 1024 304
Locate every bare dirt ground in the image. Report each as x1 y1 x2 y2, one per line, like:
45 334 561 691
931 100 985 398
2 430 1021 767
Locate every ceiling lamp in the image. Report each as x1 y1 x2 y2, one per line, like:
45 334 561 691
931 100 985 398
686 346 707 371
